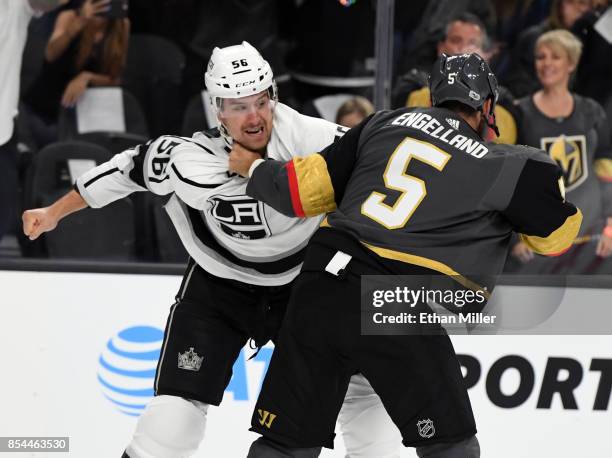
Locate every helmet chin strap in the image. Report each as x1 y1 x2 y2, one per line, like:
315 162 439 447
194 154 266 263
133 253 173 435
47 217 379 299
486 110 500 138
478 102 500 139
218 119 233 146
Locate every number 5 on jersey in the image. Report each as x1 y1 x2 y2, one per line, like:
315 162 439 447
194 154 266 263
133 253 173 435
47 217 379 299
361 138 451 229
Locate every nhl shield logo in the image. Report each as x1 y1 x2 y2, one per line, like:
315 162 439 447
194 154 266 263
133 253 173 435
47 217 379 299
541 135 588 192
417 418 435 438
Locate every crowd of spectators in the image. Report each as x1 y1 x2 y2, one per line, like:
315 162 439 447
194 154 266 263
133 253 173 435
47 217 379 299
1 0 611 273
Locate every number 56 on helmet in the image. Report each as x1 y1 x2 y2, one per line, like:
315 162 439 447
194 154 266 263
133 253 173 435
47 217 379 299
205 41 278 110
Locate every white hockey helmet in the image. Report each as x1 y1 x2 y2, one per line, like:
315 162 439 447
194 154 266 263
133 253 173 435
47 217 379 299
205 41 277 110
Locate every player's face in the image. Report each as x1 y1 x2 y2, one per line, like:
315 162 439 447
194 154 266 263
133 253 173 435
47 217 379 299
535 44 574 89
438 21 485 57
219 91 274 151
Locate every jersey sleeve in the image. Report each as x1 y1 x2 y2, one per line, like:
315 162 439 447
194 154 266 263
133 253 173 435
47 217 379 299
75 135 228 209
75 142 150 208
501 154 583 255
166 141 228 210
287 109 348 156
246 115 372 217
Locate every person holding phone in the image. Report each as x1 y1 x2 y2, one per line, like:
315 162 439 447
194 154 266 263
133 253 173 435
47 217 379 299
0 0 69 242
22 0 130 147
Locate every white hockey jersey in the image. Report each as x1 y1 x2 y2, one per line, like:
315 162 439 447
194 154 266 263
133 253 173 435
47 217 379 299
75 103 347 285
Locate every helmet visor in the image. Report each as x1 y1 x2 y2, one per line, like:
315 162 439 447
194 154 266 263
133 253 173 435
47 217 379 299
217 90 276 119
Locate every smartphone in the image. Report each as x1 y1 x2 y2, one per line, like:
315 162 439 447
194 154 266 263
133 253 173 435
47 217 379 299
98 0 129 19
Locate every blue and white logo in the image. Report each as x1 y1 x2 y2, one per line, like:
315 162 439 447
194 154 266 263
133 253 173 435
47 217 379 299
97 326 163 417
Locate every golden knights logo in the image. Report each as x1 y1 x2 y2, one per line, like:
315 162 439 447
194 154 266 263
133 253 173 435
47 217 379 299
541 135 588 192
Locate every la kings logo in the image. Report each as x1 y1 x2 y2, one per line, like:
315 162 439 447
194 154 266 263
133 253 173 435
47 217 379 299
541 135 588 192
208 194 271 240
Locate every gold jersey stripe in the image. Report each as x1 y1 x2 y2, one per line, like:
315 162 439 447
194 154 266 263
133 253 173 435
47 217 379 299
519 209 583 254
293 154 337 216
594 158 612 181
361 241 491 299
320 219 489 296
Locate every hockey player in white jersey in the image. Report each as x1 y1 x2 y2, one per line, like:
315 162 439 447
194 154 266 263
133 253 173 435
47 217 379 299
22 42 401 458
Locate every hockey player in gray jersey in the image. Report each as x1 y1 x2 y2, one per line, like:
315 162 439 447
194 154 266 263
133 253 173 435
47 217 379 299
22 42 401 458
229 53 582 457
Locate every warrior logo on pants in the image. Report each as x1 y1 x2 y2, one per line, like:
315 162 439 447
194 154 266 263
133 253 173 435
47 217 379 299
257 409 277 428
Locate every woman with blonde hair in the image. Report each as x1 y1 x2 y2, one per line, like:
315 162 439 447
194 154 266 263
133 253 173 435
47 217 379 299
23 0 130 146
504 0 595 97
335 96 375 128
508 29 612 273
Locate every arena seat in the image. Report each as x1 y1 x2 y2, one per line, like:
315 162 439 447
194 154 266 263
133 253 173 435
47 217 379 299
181 90 217 137
58 87 149 141
123 34 186 137
23 141 136 260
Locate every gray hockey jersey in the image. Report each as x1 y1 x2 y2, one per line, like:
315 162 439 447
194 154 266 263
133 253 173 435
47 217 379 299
246 107 582 289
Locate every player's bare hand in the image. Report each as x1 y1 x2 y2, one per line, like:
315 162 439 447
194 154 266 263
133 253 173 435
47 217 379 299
511 241 534 263
596 219 612 258
228 142 262 177
22 208 59 241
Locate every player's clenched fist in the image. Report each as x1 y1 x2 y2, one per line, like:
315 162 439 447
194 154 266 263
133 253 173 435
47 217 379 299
22 190 87 241
22 207 59 241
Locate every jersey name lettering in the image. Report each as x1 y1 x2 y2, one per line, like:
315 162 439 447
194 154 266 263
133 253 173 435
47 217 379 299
391 112 488 159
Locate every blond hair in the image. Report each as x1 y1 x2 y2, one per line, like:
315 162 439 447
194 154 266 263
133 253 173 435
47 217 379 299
335 96 375 124
536 29 583 67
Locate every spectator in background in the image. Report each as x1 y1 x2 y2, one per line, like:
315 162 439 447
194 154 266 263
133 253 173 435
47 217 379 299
335 96 374 128
392 12 518 145
503 0 595 98
397 0 496 75
493 0 553 50
490 0 553 81
508 30 612 273
22 0 130 148
393 13 489 109
572 1 612 113
0 0 68 244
